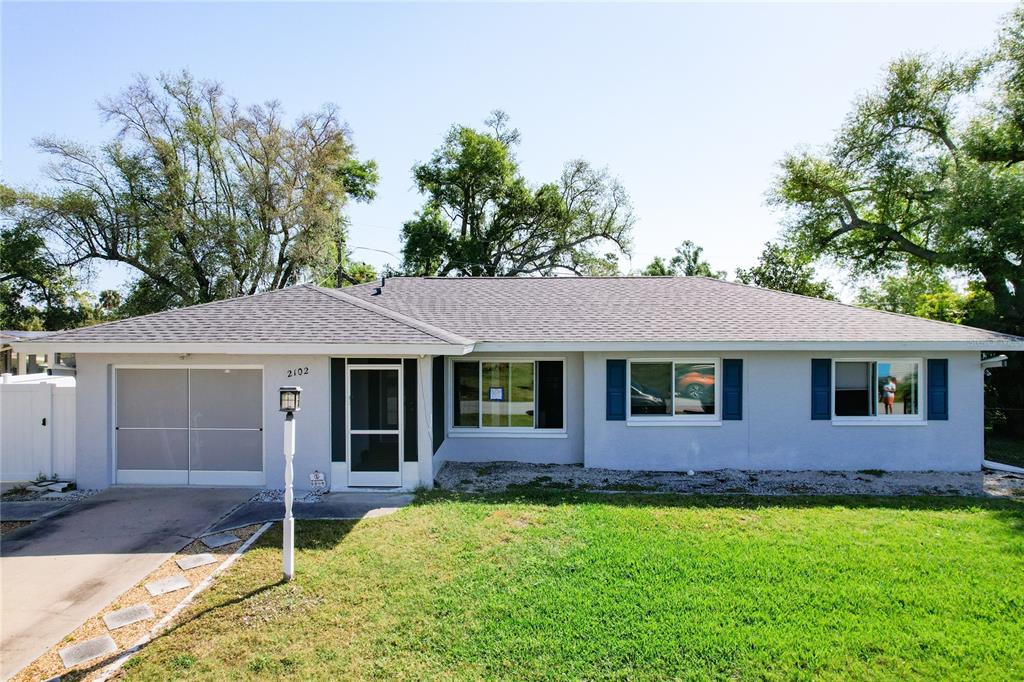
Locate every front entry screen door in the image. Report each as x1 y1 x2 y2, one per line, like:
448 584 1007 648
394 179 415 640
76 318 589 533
348 366 402 486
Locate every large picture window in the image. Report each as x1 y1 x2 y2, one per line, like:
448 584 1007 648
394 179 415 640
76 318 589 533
834 359 920 419
629 359 719 420
451 360 564 430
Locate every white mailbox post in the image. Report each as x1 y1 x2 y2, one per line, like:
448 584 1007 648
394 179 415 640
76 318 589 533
278 386 302 581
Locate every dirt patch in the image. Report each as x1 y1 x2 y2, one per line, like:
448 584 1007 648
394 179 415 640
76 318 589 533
0 520 32 537
983 470 1024 498
437 461 999 497
11 524 264 682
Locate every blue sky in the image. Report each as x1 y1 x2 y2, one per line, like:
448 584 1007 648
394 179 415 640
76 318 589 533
1 2 1011 295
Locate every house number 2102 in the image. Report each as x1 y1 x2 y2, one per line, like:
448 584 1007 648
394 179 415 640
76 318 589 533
287 367 309 378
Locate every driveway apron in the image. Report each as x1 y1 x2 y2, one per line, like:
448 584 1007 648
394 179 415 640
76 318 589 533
0 487 254 680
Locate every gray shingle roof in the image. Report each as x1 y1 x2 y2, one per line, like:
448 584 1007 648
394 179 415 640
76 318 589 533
344 276 1024 345
23 277 1024 348
29 284 466 346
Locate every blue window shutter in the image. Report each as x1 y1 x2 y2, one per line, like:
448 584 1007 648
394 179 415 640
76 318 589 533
722 359 743 420
607 359 626 421
811 358 831 420
432 356 445 453
331 358 346 461
403 359 418 462
927 359 949 421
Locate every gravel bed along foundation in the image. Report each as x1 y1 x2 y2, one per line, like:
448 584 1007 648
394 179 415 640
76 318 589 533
11 524 264 682
436 461 1018 497
1 484 98 503
251 488 325 503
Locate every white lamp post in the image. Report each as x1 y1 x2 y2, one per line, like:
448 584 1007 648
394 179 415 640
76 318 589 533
279 386 302 581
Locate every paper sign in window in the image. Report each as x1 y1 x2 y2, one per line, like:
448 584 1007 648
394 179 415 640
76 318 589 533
488 386 505 401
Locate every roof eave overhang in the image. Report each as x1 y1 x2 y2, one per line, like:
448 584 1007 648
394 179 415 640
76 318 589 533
10 341 477 356
471 340 1024 352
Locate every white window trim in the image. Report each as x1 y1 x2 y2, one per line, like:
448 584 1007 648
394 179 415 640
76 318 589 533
626 358 722 425
830 357 926 425
447 357 567 437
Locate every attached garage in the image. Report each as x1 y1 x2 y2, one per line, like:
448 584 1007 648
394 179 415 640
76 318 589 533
114 367 264 486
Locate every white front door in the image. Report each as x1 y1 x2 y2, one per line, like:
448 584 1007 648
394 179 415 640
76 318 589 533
347 365 402 487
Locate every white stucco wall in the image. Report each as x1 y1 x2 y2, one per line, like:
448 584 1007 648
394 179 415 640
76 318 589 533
434 352 585 468
583 351 983 472
72 348 985 490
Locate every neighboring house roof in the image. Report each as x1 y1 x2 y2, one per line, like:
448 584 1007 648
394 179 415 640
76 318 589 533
20 284 470 349
344 276 1024 348
0 330 51 341
14 277 1024 352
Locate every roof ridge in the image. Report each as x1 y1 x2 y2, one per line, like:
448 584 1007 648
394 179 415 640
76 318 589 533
690 276 1022 340
306 284 475 346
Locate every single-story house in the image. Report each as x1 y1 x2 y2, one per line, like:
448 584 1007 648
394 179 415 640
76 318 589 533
13 276 1024 492
1 330 75 376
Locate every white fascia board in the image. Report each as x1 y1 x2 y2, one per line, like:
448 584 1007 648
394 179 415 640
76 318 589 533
471 340 1024 352
11 341 477 356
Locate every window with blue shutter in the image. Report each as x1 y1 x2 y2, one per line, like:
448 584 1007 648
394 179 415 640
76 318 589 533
606 359 626 421
927 359 949 420
722 359 743 420
811 358 831 420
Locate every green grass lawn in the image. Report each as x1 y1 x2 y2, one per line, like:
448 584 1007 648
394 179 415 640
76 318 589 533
986 433 1024 468
119 491 1023 681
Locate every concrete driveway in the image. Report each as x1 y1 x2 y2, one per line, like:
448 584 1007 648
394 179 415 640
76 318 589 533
0 486 254 680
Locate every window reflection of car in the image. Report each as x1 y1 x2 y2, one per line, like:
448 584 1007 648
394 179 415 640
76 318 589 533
675 365 715 404
630 382 667 414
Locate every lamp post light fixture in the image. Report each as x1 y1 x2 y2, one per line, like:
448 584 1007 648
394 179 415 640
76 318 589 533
279 386 302 413
279 386 302 581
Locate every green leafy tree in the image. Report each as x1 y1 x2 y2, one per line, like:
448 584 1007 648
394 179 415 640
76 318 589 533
345 261 378 285
97 289 123 313
640 241 725 278
771 52 1020 334
639 256 673 277
401 111 632 276
855 269 995 326
735 242 836 299
0 221 98 330
3 71 378 315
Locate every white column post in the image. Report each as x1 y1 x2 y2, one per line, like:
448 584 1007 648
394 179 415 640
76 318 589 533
283 412 295 581
417 356 434 489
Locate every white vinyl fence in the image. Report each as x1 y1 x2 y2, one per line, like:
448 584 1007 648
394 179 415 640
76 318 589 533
0 375 76 481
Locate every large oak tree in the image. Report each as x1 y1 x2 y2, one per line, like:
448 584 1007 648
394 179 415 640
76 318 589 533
2 71 378 317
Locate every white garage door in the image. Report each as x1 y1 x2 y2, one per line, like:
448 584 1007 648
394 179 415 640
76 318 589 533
115 368 264 486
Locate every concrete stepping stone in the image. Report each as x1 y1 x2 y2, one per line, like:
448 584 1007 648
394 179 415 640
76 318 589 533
176 553 217 570
47 482 70 492
59 634 116 668
103 603 154 630
200 532 240 549
145 574 190 597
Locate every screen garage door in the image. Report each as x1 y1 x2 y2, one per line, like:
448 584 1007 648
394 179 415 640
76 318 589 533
115 368 264 486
